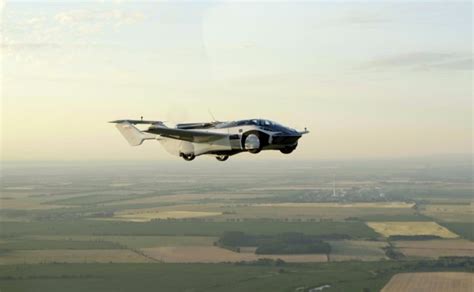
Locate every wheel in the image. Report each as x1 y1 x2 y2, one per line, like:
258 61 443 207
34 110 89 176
242 131 265 154
216 155 229 161
181 153 195 161
280 147 295 154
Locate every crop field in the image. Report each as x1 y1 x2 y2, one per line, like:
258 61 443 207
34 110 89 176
0 261 410 292
442 222 474 240
219 203 418 221
0 238 124 250
0 259 471 292
141 246 328 263
381 272 474 292
393 239 474 258
27 235 217 248
357 213 433 222
0 250 154 264
367 222 459 238
328 240 388 261
420 203 474 222
1 220 378 238
107 210 223 222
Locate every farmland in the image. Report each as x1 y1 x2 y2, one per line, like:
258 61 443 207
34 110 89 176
442 223 474 241
381 272 473 292
393 239 474 259
1 220 378 238
0 259 473 292
0 238 124 250
367 222 459 238
420 203 474 222
106 210 223 222
0 250 154 264
1 158 472 291
140 246 329 263
328 240 388 261
26 235 218 248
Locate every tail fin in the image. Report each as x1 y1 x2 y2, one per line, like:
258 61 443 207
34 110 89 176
115 122 156 146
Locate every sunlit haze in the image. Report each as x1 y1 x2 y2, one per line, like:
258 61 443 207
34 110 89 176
2 1 472 160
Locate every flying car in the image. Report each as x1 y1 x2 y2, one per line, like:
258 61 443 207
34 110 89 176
110 118 309 161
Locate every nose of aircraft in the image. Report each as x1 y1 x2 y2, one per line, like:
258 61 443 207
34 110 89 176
284 126 300 136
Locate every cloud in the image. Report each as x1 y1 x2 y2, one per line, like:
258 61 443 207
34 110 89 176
362 52 473 71
54 9 145 26
422 58 472 71
2 6 146 66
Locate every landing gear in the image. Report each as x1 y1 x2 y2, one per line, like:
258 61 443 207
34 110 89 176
216 155 229 161
280 146 296 154
181 153 195 161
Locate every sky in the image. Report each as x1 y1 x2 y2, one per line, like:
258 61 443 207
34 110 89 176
1 0 472 161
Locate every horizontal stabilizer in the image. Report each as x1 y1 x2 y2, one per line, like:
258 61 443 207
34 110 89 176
110 119 164 125
115 122 156 146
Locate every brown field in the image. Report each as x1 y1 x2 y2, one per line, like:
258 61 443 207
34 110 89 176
102 209 222 222
140 246 328 263
367 222 459 238
393 239 474 258
381 272 473 292
421 203 474 222
0 250 154 264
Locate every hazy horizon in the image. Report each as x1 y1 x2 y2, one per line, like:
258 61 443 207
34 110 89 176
1 152 473 162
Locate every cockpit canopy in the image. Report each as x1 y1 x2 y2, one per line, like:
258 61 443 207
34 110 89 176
216 119 294 133
234 119 278 127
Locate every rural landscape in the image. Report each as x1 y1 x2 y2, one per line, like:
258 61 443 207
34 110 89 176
2 0 472 290
0 156 472 291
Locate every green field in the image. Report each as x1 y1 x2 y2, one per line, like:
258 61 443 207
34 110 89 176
328 240 388 261
0 239 124 250
0 262 407 292
442 223 474 241
1 220 378 238
27 235 217 248
1 258 473 292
